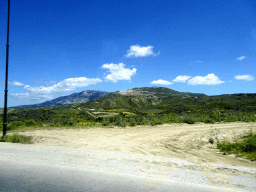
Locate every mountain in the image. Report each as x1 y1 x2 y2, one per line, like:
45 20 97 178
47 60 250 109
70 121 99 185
89 87 206 102
7 87 205 110
116 87 206 98
7 87 256 111
9 90 110 109
75 87 207 110
76 87 256 112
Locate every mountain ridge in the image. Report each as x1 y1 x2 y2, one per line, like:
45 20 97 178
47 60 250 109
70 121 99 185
6 87 256 110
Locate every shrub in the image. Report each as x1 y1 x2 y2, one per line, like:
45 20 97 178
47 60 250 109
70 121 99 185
226 115 238 122
150 121 157 126
62 120 75 126
150 120 162 126
204 118 214 124
37 122 43 127
116 118 126 127
248 114 256 122
129 119 137 126
55 123 62 127
240 134 256 152
216 129 256 161
5 121 24 131
24 120 37 127
118 112 125 117
77 122 87 126
183 117 195 124
11 121 24 127
102 121 110 126
142 117 150 125
0 133 33 144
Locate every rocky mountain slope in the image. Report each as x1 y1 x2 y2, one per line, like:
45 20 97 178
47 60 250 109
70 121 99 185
10 90 110 109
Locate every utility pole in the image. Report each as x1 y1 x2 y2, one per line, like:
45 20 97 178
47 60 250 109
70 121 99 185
2 0 10 138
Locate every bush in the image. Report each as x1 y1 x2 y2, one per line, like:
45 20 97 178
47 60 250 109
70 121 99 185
150 121 157 126
24 120 37 127
226 115 238 122
204 118 214 124
247 114 256 122
240 134 256 152
11 121 24 127
102 121 110 126
118 112 125 117
55 123 62 127
216 129 256 161
38 122 44 127
62 121 75 127
129 119 137 126
116 118 127 127
0 133 34 144
5 121 24 131
77 122 87 126
141 117 150 125
67 121 75 126
150 120 162 126
183 116 195 124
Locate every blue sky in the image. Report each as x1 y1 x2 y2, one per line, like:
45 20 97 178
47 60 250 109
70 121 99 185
0 0 256 108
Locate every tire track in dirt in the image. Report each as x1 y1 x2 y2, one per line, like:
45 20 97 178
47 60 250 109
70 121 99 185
10 122 256 182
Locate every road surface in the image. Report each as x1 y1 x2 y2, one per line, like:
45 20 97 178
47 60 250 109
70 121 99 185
1 142 256 192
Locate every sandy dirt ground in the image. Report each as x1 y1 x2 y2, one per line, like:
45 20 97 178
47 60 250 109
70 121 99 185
9 122 256 180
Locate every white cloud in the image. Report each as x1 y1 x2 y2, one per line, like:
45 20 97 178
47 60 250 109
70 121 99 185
235 75 254 81
10 92 54 101
34 80 57 85
8 81 24 86
102 63 137 82
24 77 102 93
150 79 173 85
187 73 224 85
11 92 30 98
237 56 246 60
11 77 102 101
125 45 160 58
49 80 57 84
173 76 191 83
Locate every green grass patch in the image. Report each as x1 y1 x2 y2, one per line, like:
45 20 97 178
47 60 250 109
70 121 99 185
216 128 256 161
0 133 34 144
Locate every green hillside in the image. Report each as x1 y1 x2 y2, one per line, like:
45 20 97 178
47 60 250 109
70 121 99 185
1 87 256 132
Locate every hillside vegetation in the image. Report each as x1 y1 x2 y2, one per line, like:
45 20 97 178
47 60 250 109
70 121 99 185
1 87 255 130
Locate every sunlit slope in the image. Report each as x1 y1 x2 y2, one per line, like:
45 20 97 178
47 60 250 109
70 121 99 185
73 87 256 112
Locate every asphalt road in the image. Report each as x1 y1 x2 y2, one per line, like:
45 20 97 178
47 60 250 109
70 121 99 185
1 143 255 192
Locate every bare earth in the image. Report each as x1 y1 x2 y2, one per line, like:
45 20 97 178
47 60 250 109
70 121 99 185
10 122 256 181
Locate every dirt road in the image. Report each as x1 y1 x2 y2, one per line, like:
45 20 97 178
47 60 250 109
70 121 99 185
10 122 256 180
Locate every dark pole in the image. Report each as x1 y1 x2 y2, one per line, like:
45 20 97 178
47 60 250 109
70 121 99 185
2 0 10 138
